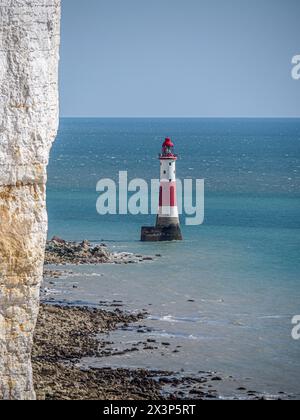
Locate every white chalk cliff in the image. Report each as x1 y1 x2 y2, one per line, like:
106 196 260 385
0 0 60 399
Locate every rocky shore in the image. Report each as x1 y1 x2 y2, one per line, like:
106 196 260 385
37 237 287 400
32 303 282 400
45 237 157 265
32 305 165 400
32 304 213 400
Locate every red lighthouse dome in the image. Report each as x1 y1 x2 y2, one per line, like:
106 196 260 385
163 138 174 148
161 137 177 159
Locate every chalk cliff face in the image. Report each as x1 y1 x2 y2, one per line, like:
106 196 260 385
0 0 60 399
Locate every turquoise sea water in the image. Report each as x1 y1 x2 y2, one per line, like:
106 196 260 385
47 118 300 397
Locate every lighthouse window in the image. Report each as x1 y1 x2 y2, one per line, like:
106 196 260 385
163 170 166 174
169 163 172 166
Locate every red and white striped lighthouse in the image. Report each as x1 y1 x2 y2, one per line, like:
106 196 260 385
141 138 182 241
157 138 180 229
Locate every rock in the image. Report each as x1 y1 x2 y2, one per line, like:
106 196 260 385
189 389 205 396
45 239 112 265
0 0 60 400
51 237 66 244
45 238 155 266
81 240 90 249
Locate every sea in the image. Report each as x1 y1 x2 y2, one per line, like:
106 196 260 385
46 118 300 398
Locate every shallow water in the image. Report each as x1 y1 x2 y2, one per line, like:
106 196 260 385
46 118 300 398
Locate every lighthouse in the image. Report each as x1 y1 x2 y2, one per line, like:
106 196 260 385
141 138 183 242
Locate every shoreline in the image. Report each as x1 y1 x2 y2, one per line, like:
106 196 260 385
33 302 287 400
32 304 220 400
36 238 291 400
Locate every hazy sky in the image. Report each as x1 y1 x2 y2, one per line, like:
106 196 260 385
60 0 300 117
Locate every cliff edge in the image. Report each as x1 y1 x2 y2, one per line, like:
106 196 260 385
0 0 60 400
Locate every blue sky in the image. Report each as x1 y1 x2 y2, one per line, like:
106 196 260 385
60 0 300 117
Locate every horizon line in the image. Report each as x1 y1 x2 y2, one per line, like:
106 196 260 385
59 116 300 119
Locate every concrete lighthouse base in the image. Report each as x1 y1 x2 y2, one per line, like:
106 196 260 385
141 225 183 242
